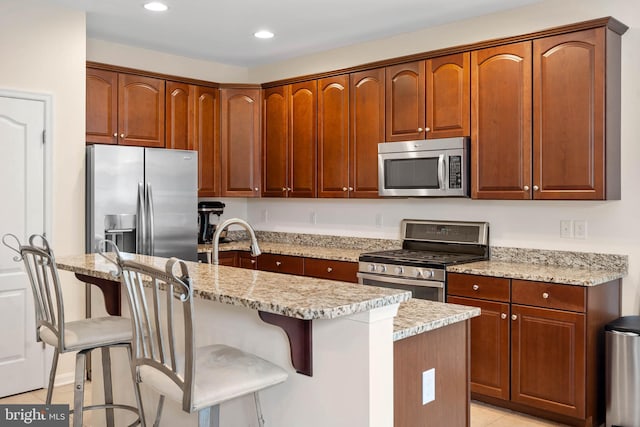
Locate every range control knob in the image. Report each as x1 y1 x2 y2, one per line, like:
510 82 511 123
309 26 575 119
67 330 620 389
422 270 434 278
378 265 387 273
415 269 423 278
368 264 376 272
394 266 404 275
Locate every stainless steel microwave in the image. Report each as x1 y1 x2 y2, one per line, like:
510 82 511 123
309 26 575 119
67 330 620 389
378 137 470 197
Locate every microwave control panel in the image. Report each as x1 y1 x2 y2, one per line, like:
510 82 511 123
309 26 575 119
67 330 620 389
449 155 462 189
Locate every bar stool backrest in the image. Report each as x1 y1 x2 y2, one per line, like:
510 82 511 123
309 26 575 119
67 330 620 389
101 244 196 413
2 234 66 350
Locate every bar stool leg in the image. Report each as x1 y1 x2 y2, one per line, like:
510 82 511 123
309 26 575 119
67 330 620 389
152 395 164 427
73 351 87 427
126 344 146 427
254 392 265 427
101 347 115 427
45 349 59 404
197 405 220 427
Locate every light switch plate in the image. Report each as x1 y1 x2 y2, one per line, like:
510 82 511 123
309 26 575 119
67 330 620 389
422 368 435 405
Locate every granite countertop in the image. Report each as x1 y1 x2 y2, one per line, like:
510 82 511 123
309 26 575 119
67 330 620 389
393 299 480 341
447 260 626 286
198 241 363 262
57 253 410 320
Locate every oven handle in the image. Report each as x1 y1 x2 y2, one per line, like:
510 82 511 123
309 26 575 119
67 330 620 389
357 272 444 288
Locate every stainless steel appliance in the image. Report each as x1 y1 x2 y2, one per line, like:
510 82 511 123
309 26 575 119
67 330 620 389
86 145 198 261
358 219 489 302
378 137 469 197
198 201 226 244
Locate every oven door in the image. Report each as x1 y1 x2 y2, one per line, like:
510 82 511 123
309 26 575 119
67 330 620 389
357 272 444 302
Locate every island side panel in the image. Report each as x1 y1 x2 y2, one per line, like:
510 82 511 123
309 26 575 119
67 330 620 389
394 320 470 427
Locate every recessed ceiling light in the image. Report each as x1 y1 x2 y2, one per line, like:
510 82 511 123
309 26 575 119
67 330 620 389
254 30 274 39
144 2 168 12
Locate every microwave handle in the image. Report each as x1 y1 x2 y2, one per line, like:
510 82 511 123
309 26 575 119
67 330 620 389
437 154 445 190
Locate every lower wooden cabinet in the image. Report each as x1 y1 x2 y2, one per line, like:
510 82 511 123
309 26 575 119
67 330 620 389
447 273 620 426
238 251 258 269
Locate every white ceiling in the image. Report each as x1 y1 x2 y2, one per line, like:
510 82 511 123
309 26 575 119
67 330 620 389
50 0 541 67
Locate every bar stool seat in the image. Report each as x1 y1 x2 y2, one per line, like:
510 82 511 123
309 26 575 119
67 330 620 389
39 316 132 350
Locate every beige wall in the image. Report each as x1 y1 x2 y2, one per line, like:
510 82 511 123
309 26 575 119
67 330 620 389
0 0 86 380
87 38 250 83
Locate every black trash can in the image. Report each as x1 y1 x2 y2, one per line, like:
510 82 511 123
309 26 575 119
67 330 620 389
606 316 640 427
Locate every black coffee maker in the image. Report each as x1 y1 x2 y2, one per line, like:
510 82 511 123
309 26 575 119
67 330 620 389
198 201 225 244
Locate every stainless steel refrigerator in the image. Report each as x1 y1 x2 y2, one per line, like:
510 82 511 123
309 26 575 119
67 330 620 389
86 145 198 261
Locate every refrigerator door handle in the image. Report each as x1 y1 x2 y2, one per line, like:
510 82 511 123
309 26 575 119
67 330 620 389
147 183 155 256
137 182 146 254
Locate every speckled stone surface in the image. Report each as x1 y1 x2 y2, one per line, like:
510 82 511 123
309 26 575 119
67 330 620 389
490 246 628 272
393 299 480 341
447 261 625 286
199 242 364 262
57 253 411 320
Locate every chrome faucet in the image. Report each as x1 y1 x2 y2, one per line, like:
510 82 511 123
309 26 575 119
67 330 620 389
211 218 261 265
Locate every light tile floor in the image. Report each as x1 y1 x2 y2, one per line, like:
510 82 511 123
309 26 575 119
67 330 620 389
1 386 570 427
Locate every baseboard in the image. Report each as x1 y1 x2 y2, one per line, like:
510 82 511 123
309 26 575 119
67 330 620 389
54 372 75 387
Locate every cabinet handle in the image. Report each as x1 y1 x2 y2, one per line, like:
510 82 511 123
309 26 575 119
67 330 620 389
418 127 424 132
342 187 348 191
524 185 530 191
254 187 259 192
511 314 518 321
113 133 118 137
542 292 549 299
533 185 539 191
472 284 479 291
348 187 353 191
327 267 333 273
282 187 287 192
120 133 125 138
251 259 256 264
501 313 507 320
287 187 292 191
275 261 282 266
425 127 431 132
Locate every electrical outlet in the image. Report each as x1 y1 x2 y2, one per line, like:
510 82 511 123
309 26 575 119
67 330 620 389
310 212 317 224
574 220 587 239
375 214 383 227
261 209 269 223
560 220 573 238
422 368 435 405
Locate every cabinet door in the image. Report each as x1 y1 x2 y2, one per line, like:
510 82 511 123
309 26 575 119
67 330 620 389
262 86 289 197
258 253 304 275
238 251 258 270
118 74 165 147
304 258 358 283
289 81 317 198
533 28 605 200
447 296 510 400
86 68 118 145
511 304 586 418
350 69 385 198
317 75 350 198
194 86 220 197
385 61 425 141
165 81 192 150
471 42 532 199
426 53 470 139
220 88 261 197
217 251 238 267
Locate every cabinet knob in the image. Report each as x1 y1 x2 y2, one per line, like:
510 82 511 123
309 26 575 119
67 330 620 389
524 185 530 191
275 261 282 267
254 187 259 192
418 127 424 132
342 187 348 191
251 259 256 264
472 284 479 291
282 187 287 192
542 292 549 299
348 187 354 191
511 314 518 321
327 267 333 273
120 133 124 138
533 185 540 191
425 127 431 132
501 313 507 320
287 187 292 191
113 133 118 137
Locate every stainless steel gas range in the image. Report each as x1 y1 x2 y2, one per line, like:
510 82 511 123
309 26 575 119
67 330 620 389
358 219 489 302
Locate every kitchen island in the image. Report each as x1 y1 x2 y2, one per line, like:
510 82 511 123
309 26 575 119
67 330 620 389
57 253 478 427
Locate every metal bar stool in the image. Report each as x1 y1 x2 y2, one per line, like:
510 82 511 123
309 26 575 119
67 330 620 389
2 234 145 427
99 242 288 427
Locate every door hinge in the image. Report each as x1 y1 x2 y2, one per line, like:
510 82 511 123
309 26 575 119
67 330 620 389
42 130 46 144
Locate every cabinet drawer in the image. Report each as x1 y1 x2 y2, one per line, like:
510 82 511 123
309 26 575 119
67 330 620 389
304 258 358 283
512 280 585 312
217 251 237 267
258 253 304 275
238 251 258 270
447 273 510 302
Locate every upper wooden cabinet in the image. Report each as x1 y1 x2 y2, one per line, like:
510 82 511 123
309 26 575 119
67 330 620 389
86 68 165 147
533 27 619 200
318 75 350 198
165 82 192 151
350 69 385 198
471 42 533 200
220 88 261 197
426 53 470 139
385 61 425 142
262 82 317 198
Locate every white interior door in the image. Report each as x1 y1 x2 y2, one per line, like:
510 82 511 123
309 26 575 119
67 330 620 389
0 95 47 397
